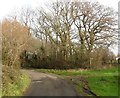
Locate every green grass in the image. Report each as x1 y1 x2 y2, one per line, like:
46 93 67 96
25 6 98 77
36 66 118 76
87 76 118 96
2 73 30 96
0 88 2 97
36 66 118 96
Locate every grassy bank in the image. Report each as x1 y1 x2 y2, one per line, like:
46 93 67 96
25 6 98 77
2 73 30 96
87 76 118 96
36 66 118 96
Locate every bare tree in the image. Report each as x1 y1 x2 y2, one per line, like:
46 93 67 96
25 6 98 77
71 2 117 52
17 1 117 68
2 19 30 67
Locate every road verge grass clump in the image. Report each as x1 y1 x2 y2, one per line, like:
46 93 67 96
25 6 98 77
2 73 30 96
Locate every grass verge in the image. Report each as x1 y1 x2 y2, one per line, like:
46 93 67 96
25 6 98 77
36 67 118 76
36 66 118 96
87 76 118 96
2 73 30 96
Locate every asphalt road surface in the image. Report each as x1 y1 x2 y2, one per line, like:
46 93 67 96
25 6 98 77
23 70 78 96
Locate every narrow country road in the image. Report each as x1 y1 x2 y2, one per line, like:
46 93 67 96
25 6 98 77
22 69 78 96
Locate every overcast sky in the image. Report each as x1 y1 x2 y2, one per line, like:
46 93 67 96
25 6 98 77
0 0 119 20
0 0 119 55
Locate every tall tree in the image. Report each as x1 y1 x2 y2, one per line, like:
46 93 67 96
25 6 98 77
34 1 117 59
